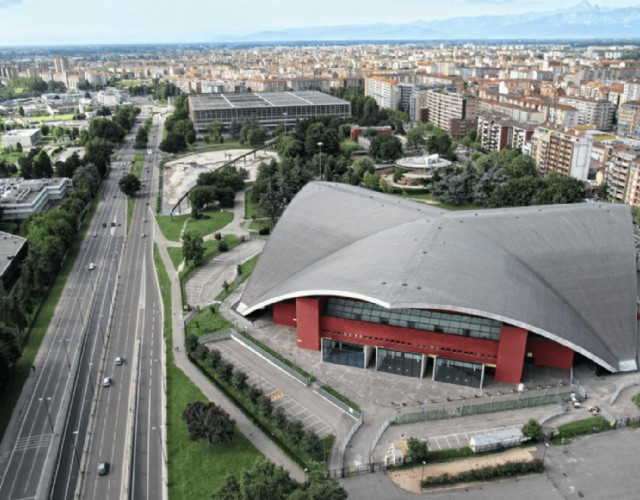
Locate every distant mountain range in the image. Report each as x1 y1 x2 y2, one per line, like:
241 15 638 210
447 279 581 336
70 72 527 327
215 1 640 42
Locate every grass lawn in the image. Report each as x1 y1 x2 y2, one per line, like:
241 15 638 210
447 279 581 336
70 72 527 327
157 209 233 242
154 245 261 499
185 306 233 338
156 213 189 242
29 114 75 123
167 247 183 270
0 199 99 440
184 210 233 238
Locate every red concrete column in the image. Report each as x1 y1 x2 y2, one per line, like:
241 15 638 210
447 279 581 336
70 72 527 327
494 326 528 384
295 297 321 351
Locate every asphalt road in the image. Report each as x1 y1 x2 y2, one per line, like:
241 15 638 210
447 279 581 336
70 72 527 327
0 129 130 498
80 113 164 500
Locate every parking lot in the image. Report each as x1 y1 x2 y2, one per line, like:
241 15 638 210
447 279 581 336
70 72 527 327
206 337 355 440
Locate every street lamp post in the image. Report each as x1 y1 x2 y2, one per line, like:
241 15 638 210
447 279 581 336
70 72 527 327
421 460 426 487
39 397 54 433
317 142 323 179
542 442 550 464
60 338 71 369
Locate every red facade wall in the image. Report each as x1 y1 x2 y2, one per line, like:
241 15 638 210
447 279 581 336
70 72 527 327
295 298 322 350
272 302 296 327
320 316 499 365
494 326 528 383
526 338 574 370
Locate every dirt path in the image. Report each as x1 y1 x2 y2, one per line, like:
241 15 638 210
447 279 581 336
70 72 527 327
388 446 537 493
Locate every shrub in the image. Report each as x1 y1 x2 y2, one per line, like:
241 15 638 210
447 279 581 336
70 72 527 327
632 394 640 409
522 419 543 442
555 416 611 440
422 459 544 488
185 334 199 352
232 370 248 391
218 240 229 252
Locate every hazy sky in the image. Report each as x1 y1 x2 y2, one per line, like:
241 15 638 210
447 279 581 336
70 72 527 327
0 0 636 46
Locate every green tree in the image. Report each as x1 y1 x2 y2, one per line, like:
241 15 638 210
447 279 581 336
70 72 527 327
182 229 204 266
522 419 543 442
32 150 53 178
84 137 114 176
427 127 454 159
369 133 403 161
597 181 608 201
181 401 235 445
405 437 429 463
134 127 148 149
407 127 426 149
118 173 141 197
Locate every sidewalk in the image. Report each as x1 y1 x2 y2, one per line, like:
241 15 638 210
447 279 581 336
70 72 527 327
152 214 305 483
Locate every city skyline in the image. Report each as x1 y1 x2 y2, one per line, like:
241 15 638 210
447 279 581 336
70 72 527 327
0 0 638 47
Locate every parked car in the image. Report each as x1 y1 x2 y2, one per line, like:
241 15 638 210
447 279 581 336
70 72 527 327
589 405 600 414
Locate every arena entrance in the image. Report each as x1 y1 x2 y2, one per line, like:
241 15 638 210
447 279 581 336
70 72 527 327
433 357 485 388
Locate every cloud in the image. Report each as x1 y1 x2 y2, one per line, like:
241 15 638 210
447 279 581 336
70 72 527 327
0 0 21 8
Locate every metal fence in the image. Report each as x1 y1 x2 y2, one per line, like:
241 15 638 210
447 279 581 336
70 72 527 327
311 382 362 419
230 330 312 386
338 416 364 468
609 377 640 405
369 418 393 463
395 391 571 425
326 461 387 479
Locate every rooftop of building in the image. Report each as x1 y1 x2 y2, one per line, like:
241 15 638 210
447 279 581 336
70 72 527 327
0 231 26 277
188 90 349 111
239 182 637 374
2 129 41 138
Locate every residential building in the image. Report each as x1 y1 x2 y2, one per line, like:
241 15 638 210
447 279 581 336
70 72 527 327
617 101 640 139
558 96 615 131
606 148 640 204
531 125 593 181
423 90 477 138
365 75 401 110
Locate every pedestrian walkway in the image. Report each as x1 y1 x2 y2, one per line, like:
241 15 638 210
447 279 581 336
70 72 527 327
151 203 304 482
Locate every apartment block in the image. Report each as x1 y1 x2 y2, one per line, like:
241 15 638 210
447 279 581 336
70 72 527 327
606 149 640 205
617 101 640 139
424 90 477 138
365 75 401 110
531 125 593 181
558 96 615 131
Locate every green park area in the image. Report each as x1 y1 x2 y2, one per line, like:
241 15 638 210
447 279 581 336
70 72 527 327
154 246 262 499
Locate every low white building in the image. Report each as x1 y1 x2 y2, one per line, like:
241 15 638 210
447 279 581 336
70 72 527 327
2 129 42 149
0 178 71 221
469 428 524 453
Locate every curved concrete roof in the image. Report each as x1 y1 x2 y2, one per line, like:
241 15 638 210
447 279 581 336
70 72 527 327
238 182 638 372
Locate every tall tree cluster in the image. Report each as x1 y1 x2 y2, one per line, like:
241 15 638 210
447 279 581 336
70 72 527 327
160 95 196 153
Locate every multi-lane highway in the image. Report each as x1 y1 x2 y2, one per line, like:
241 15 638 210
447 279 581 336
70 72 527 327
79 113 165 500
0 109 167 500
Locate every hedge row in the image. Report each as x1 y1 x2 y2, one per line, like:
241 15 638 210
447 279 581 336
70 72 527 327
188 345 330 469
554 416 611 440
421 459 544 488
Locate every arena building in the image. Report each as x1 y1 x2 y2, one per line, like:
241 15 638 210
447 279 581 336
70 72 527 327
238 182 639 387
188 91 351 132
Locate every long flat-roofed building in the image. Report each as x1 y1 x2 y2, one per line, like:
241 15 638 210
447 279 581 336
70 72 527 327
238 182 638 387
188 91 351 132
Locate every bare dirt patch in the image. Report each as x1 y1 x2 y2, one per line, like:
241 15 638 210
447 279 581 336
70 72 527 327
388 446 536 493
162 149 278 211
